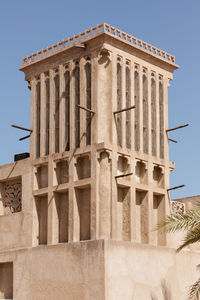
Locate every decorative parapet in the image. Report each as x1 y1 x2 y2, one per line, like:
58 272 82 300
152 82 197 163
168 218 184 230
20 23 176 68
171 200 185 214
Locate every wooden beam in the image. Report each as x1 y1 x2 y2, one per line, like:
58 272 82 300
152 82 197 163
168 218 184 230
19 135 31 141
167 185 185 192
113 105 135 114
77 104 95 114
168 138 178 143
11 124 33 132
166 124 189 133
115 172 133 179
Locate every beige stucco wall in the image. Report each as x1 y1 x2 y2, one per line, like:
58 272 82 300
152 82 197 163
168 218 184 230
0 158 33 252
0 240 105 300
105 240 200 300
0 240 199 300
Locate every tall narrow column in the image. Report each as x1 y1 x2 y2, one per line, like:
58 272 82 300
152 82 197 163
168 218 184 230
30 78 36 159
116 56 122 147
59 64 65 153
98 150 111 239
121 58 126 148
130 62 135 152
49 69 55 154
47 159 58 245
91 53 98 144
80 57 86 148
96 50 112 144
35 76 41 158
111 152 118 239
148 70 152 156
139 66 143 152
90 151 98 239
69 61 75 149
125 61 131 149
64 64 70 152
142 68 148 154
40 73 46 157
164 77 169 161
45 72 50 156
151 73 157 156
134 65 140 152
156 73 160 158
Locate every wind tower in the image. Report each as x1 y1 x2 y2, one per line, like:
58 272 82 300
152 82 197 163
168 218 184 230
1 24 198 300
20 23 178 247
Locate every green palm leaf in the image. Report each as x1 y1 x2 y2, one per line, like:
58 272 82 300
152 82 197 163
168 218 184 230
177 225 200 252
156 206 200 234
188 277 200 299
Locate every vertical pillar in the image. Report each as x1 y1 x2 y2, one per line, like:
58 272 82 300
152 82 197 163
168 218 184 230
148 70 152 156
91 52 98 144
111 152 118 239
148 189 157 245
80 57 86 147
156 73 160 158
130 159 136 241
159 75 164 159
134 64 140 152
59 64 65 153
30 78 36 159
68 156 80 242
111 53 117 145
47 158 58 245
121 57 126 149
139 66 143 152
98 150 111 239
135 188 142 243
125 60 131 149
131 62 135 152
49 69 55 154
69 61 75 149
40 73 46 157
164 77 169 161
90 150 98 239
96 49 112 144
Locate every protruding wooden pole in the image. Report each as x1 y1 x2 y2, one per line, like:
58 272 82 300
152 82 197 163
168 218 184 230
11 124 33 132
167 185 185 192
115 172 133 179
168 138 178 143
113 105 135 114
77 104 95 115
19 134 31 141
166 124 189 133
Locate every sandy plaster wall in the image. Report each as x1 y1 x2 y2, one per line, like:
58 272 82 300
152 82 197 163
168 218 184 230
105 240 200 300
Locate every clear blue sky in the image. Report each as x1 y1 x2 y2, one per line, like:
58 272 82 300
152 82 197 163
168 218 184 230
0 0 199 199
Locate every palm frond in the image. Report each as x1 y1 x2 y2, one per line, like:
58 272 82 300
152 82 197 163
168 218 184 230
177 226 200 252
188 277 200 299
156 207 200 234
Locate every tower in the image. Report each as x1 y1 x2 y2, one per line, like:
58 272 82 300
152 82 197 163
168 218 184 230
21 23 178 246
0 23 199 300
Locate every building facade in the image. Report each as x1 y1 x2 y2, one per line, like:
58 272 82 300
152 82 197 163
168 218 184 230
0 23 199 299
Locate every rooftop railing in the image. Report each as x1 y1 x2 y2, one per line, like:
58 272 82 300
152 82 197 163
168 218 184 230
21 23 176 67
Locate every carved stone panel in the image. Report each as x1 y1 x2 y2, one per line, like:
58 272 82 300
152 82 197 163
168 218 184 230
171 201 185 214
1 181 22 214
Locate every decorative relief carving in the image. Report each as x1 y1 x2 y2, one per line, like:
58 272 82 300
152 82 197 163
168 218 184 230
3 181 22 213
171 201 185 214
